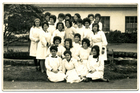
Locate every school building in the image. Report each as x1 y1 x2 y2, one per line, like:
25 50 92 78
35 4 137 33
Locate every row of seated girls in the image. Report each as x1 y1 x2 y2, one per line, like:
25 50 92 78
29 12 108 83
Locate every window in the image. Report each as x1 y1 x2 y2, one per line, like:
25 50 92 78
125 16 137 33
101 16 110 31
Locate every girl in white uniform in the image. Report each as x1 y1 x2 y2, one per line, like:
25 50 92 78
86 45 104 80
88 14 95 30
63 50 81 83
36 22 51 73
75 38 91 80
75 19 85 41
47 36 65 58
65 19 76 42
83 18 93 40
89 23 108 60
62 38 76 59
29 18 42 71
51 22 65 46
45 46 66 82
94 13 102 31
48 15 56 36
72 13 81 29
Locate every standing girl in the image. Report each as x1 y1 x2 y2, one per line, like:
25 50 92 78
88 14 95 29
90 23 108 60
36 22 51 73
48 15 56 36
94 13 102 31
29 18 42 71
73 13 81 28
51 22 65 45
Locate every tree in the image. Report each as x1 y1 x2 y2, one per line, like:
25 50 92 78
4 4 44 51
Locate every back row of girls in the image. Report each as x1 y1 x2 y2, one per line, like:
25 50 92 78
29 12 108 83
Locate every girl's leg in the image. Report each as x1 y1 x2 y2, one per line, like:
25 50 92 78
33 57 38 70
40 59 45 73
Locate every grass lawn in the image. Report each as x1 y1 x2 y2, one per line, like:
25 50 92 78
3 62 137 81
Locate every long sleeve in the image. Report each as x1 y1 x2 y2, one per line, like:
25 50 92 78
51 30 57 44
74 48 80 60
45 57 52 71
40 32 47 47
99 22 102 31
58 57 63 71
29 27 39 42
87 57 91 71
101 31 108 47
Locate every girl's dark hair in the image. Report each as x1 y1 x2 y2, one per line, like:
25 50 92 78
63 50 72 56
49 15 56 23
42 22 49 29
65 19 72 27
56 22 65 30
95 13 101 20
64 38 73 49
82 38 90 47
77 18 83 24
92 23 100 32
74 33 81 41
83 18 91 26
65 13 72 19
58 13 65 19
45 12 51 17
88 14 94 18
92 45 100 58
50 45 58 52
53 36 62 44
74 13 81 19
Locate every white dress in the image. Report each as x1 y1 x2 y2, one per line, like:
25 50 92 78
51 29 65 45
62 47 77 59
89 20 95 30
36 30 51 59
63 58 81 83
65 27 76 41
48 25 56 36
86 55 104 80
75 47 91 76
29 26 42 57
89 31 108 60
46 44 65 58
75 26 85 41
45 55 66 82
83 27 93 40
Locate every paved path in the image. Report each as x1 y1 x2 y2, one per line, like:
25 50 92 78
3 79 137 91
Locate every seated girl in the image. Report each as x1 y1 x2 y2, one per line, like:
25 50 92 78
75 38 91 80
62 50 81 83
86 45 105 80
45 46 66 82
47 36 65 58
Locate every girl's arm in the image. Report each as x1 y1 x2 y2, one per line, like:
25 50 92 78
96 57 104 71
101 31 108 48
45 57 52 71
29 27 39 42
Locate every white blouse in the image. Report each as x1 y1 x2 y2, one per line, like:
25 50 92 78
48 25 56 36
75 26 85 40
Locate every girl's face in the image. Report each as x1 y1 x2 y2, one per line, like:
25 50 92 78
58 17 63 22
74 15 78 21
85 22 90 28
92 48 97 56
54 39 60 46
95 16 100 22
83 42 88 49
77 22 82 28
65 41 70 49
93 25 98 31
43 24 49 31
35 21 40 27
51 49 57 57
74 36 80 43
58 24 63 31
50 18 54 24
65 16 70 20
45 16 50 21
65 21 70 28
65 53 71 61
89 16 94 21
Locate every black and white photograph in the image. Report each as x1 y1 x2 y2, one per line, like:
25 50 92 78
1 1 138 91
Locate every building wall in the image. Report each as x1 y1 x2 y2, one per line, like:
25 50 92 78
43 7 137 33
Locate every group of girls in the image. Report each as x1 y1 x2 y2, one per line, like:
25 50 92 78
29 12 108 83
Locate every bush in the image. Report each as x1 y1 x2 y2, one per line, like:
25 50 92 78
105 30 137 43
